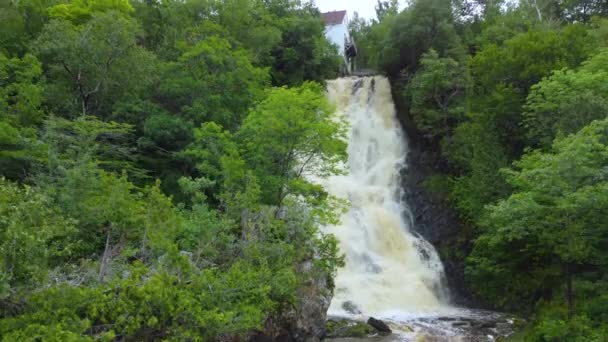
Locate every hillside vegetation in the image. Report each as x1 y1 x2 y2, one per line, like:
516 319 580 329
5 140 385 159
0 0 345 340
353 0 608 339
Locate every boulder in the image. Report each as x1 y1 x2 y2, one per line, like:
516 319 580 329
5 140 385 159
367 317 392 336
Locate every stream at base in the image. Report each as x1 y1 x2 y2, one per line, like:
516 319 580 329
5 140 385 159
320 77 516 341
326 309 517 341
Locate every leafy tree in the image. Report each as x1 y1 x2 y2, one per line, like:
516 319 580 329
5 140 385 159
0 53 44 127
237 82 347 206
444 116 511 222
178 122 242 206
375 0 399 21
43 116 137 177
0 1 350 341
159 36 268 130
471 24 592 95
467 119 608 312
34 12 156 117
213 0 283 65
0 0 52 56
524 48 608 147
349 11 396 70
378 0 465 75
558 0 608 23
48 0 134 24
0 53 46 179
271 12 342 86
140 113 193 152
406 23 590 226
0 179 75 299
406 49 469 139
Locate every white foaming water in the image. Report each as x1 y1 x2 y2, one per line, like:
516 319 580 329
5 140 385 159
322 76 449 320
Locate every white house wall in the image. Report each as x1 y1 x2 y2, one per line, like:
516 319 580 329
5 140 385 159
325 23 348 57
324 19 350 72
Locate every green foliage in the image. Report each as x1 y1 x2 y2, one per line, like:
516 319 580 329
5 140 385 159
524 284 608 341
237 82 347 206
0 2 347 339
43 116 137 176
178 122 242 205
159 36 269 130
471 25 593 94
0 53 43 127
467 119 608 310
528 315 605 342
34 11 156 117
0 261 276 341
0 0 52 57
378 0 465 75
48 0 134 24
271 12 342 86
0 53 46 179
442 113 512 223
524 48 608 147
213 0 283 66
0 179 75 298
11 0 608 339
365 1 608 337
140 113 193 152
406 49 468 139
375 0 399 21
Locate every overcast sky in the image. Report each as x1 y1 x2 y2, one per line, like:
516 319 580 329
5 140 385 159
315 0 383 20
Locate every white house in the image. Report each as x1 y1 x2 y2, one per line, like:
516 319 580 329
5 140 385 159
321 10 357 74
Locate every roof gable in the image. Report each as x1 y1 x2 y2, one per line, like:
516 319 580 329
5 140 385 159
321 10 347 26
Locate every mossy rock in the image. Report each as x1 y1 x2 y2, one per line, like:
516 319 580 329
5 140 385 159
325 319 375 338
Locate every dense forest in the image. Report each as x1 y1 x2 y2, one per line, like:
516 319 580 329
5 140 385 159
0 0 346 340
1 0 608 341
352 0 608 340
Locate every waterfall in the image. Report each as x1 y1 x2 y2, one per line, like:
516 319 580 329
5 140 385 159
322 76 449 319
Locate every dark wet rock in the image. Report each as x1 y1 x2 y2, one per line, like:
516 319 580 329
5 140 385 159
367 317 392 336
352 79 365 94
288 259 333 342
342 301 362 315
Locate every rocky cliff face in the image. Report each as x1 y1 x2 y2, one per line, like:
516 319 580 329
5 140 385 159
389 80 476 307
290 260 333 342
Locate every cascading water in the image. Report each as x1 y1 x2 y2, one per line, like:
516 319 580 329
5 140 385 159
320 77 516 340
322 76 448 317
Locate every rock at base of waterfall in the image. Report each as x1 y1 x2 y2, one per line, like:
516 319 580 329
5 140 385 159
341 300 362 315
285 259 333 342
367 317 392 336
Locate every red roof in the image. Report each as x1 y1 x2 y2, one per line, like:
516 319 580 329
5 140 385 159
321 10 347 26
